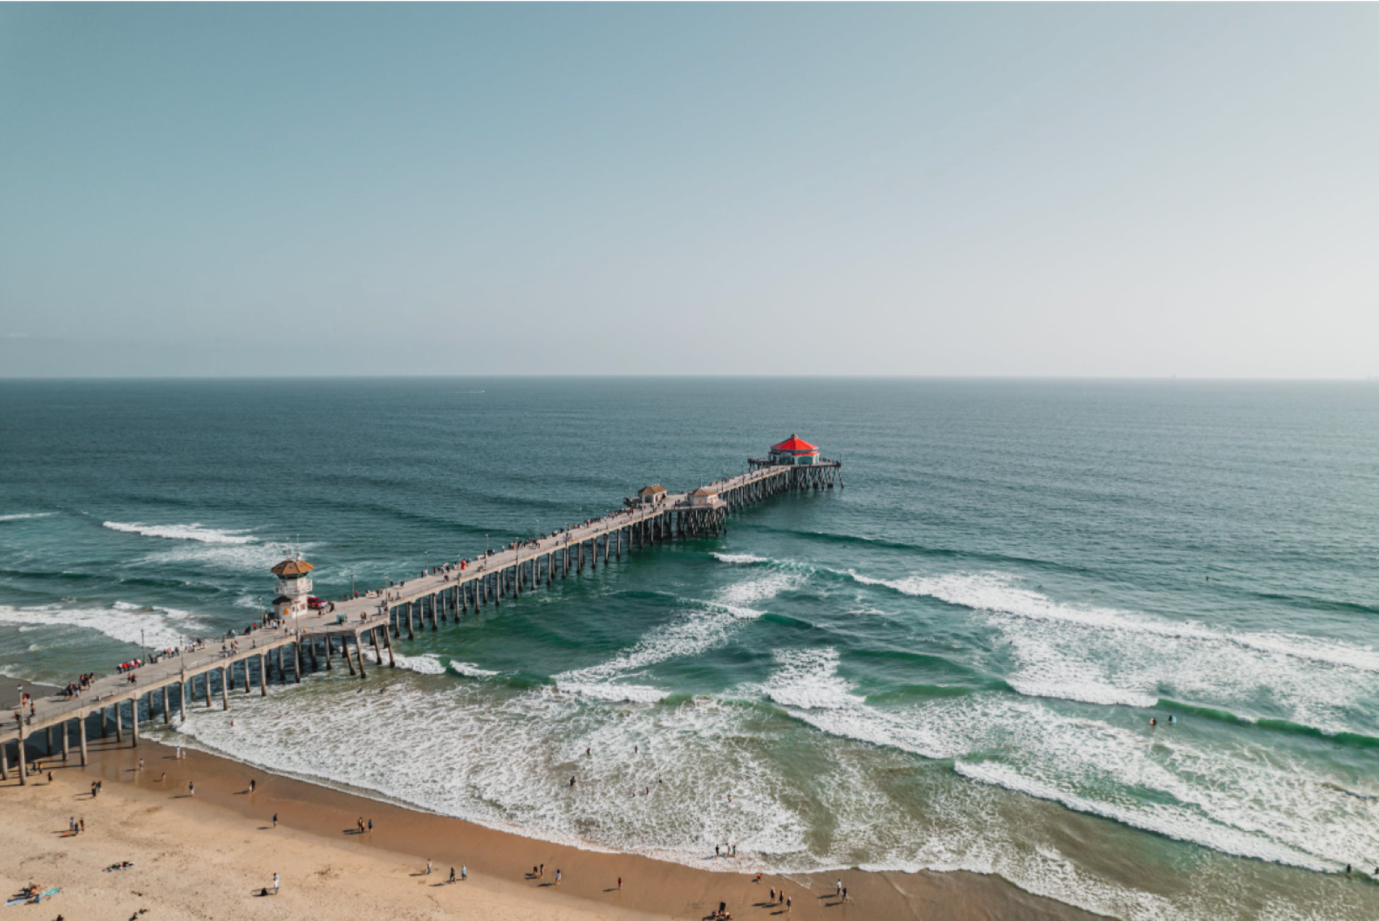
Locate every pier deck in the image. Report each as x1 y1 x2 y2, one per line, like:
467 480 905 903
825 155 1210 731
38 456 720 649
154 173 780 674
1 458 839 782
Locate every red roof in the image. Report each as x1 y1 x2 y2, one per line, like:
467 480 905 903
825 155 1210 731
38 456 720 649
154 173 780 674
771 434 818 453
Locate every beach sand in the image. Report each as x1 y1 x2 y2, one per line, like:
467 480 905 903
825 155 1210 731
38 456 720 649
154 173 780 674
1 722 1098 920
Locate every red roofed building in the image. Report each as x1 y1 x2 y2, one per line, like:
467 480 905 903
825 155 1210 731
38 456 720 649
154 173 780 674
768 434 821 465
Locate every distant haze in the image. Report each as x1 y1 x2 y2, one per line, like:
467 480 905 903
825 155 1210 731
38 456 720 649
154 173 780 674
1 4 1376 378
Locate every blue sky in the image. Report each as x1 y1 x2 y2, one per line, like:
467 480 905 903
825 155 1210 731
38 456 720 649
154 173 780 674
1 4 1376 377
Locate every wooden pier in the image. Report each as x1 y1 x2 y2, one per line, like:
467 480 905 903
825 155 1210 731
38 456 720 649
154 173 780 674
1 451 839 783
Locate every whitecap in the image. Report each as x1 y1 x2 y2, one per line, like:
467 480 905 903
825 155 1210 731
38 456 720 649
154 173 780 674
711 552 767 565
761 647 863 710
0 600 206 650
556 571 806 691
450 661 499 678
555 681 669 703
104 521 257 544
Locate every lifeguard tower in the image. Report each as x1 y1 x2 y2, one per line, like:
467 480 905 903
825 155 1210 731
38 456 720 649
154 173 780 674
270 557 315 620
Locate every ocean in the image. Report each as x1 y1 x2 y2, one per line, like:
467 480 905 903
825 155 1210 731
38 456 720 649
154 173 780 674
2 377 1377 920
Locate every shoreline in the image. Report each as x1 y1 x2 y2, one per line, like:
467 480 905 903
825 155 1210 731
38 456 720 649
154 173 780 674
2 708 1100 920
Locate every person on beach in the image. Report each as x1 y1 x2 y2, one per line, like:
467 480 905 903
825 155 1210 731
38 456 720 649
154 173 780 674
272 872 279 895
368 819 373 833
842 886 849 902
618 877 623 890
786 895 792 912
138 758 143 772
249 779 256 793
540 863 545 878
448 867 455 883
188 781 195 797
461 865 467 881
555 869 561 886
79 818 84 834
357 818 364 834
770 887 776 902
159 772 166 784
836 879 842 898
426 859 433 875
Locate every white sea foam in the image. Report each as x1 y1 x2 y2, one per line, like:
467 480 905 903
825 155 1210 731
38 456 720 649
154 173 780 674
145 542 312 573
797 690 1379 875
711 552 767 565
556 571 805 694
0 600 205 650
362 649 447 675
761 647 863 710
846 569 1379 734
0 512 53 522
160 680 810 876
450 661 499 678
856 570 1379 675
103 521 256 544
555 682 670 703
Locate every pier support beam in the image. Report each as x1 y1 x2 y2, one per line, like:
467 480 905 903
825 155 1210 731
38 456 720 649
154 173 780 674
355 633 367 679
162 686 170 725
383 626 397 667
221 668 229 710
204 673 213 709
79 716 88 766
1 737 8 781
259 656 267 696
17 727 26 785
293 643 302 683
62 720 70 762
131 698 140 747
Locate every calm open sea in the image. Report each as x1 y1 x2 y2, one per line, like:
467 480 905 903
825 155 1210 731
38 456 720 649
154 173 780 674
2 378 1377 920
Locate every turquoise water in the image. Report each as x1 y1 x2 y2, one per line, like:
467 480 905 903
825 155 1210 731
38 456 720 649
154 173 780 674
2 378 1377 919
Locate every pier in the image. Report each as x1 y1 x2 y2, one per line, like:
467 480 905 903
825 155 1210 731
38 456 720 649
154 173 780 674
1 440 840 783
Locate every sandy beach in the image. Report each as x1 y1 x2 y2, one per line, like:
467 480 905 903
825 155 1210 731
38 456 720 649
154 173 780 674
1 720 1097 921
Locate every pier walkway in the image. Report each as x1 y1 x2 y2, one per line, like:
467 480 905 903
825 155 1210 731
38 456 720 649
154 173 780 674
1 456 840 783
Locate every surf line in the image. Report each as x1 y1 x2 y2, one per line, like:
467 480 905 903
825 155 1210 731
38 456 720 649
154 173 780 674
0 438 841 784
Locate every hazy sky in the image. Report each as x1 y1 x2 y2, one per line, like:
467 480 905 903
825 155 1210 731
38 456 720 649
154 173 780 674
2 4 1377 378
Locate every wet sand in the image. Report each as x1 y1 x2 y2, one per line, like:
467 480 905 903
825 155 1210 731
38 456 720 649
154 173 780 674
1 719 1099 921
